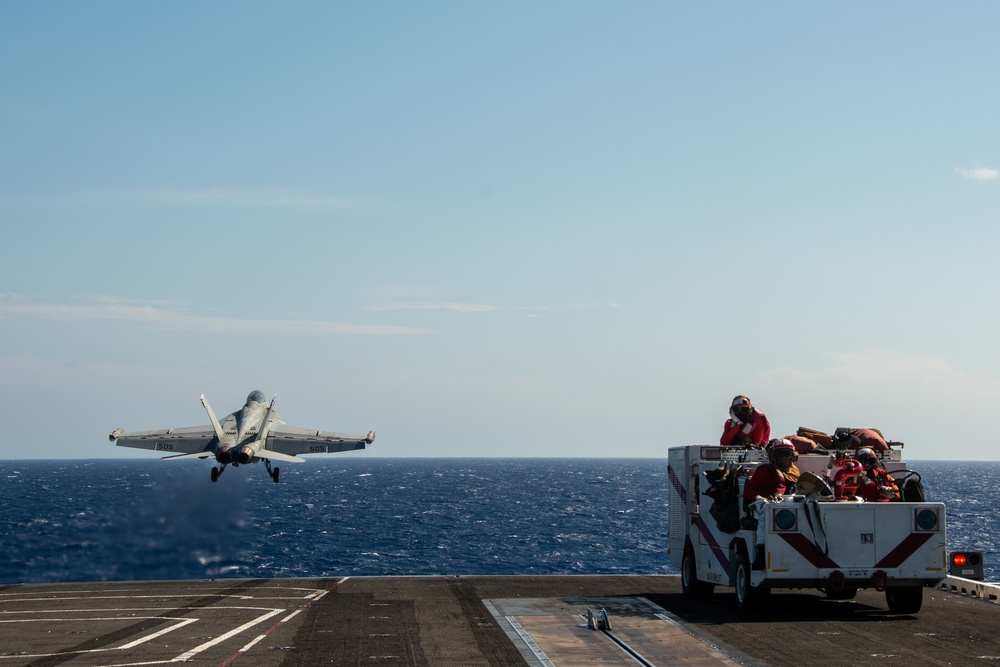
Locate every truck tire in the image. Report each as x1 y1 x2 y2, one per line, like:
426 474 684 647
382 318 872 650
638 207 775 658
682 545 715 599
885 586 923 614
734 550 769 612
823 586 858 600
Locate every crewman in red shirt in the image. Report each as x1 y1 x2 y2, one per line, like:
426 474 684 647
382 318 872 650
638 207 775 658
742 438 798 511
720 395 771 446
855 447 900 502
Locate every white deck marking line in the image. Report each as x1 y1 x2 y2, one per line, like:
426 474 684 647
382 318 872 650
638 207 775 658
117 618 200 650
0 606 278 616
0 594 318 602
0 588 327 604
303 582 340 601
237 634 267 653
0 617 179 624
0 577 326 597
170 609 284 662
0 617 190 629
0 618 197 660
0 583 343 665
213 578 345 667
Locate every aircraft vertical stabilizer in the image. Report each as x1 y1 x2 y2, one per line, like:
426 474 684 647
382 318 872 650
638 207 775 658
200 394 226 442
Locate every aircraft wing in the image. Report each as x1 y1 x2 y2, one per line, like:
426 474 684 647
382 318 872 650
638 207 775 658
265 424 375 456
111 425 217 457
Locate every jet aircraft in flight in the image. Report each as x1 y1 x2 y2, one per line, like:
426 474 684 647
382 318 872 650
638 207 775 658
109 390 375 483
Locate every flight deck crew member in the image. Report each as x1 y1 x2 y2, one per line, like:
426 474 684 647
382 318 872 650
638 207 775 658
720 395 771 447
742 439 799 511
855 447 900 502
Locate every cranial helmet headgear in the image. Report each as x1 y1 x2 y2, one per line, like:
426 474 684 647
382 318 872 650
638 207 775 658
856 447 877 464
732 395 752 409
768 438 797 463
731 395 753 420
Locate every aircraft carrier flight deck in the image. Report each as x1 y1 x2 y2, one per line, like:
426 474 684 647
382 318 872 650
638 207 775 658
2 575 998 667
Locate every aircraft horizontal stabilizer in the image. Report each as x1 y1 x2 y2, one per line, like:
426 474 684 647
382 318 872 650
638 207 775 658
258 449 306 464
161 451 214 460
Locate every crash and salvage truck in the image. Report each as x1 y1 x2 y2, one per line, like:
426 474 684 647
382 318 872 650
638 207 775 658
667 443 946 613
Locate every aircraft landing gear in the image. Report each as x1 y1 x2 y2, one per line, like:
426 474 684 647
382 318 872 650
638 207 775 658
211 464 228 483
265 459 280 484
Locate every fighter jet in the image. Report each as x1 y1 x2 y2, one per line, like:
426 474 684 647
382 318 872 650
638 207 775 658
109 390 375 483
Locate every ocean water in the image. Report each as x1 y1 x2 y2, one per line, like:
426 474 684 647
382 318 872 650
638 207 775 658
0 458 995 584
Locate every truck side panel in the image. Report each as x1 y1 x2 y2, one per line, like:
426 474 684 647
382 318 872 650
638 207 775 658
667 447 688 569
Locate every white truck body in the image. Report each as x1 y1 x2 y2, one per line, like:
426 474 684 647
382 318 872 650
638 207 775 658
667 444 946 613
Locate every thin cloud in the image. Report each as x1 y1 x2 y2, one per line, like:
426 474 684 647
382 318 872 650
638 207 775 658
755 349 1000 425
760 350 968 387
0 294 435 336
740 350 1000 460
2 188 375 210
99 187 373 209
363 301 609 314
363 302 504 313
955 166 1000 182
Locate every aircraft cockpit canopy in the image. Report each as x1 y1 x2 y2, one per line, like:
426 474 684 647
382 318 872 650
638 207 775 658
246 390 266 405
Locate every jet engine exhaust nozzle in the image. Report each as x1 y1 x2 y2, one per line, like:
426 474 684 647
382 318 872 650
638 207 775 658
234 446 255 465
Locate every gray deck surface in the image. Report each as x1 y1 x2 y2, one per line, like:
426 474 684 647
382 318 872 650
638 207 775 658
1 576 998 666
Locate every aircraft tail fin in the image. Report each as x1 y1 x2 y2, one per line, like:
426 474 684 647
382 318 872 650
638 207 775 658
254 395 277 444
200 394 226 442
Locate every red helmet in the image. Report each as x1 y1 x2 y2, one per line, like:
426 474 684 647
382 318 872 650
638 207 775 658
731 395 753 421
768 438 797 464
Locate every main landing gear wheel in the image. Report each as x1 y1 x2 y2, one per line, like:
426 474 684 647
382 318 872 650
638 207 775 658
271 467 280 483
681 545 715 599
265 460 280 483
885 586 923 614
211 463 228 482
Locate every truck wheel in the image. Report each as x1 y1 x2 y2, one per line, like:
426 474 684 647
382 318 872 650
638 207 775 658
682 545 715 599
734 551 768 612
885 586 923 614
824 586 858 600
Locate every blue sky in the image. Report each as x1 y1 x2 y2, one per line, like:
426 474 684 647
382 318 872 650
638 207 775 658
2 3 999 460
